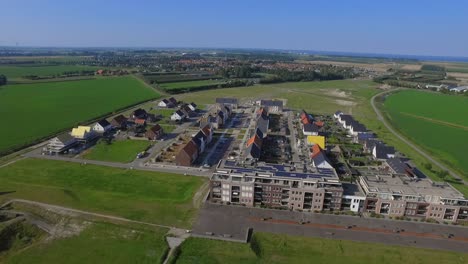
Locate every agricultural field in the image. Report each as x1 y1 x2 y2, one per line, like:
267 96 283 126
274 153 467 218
0 76 159 154
173 233 467 264
0 65 102 80
383 90 468 178
0 158 206 227
82 140 151 163
5 222 168 264
159 79 225 92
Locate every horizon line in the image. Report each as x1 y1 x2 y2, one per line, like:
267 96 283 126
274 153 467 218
1 45 468 62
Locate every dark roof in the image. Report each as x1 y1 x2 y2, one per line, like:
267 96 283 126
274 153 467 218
256 115 269 135
169 97 177 104
217 110 225 118
357 132 375 141
148 124 162 133
133 108 147 118
246 143 261 159
183 105 193 112
351 122 367 132
253 128 264 139
313 151 330 166
261 100 283 107
162 99 170 104
216 98 238 104
112 114 127 125
303 123 319 133
192 131 207 148
56 133 75 143
386 158 409 174
190 102 197 108
340 115 354 125
175 110 185 116
375 143 395 159
334 110 343 115
97 119 111 127
209 115 219 123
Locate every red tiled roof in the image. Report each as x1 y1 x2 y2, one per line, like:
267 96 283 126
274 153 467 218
201 125 211 137
135 118 146 125
182 140 199 157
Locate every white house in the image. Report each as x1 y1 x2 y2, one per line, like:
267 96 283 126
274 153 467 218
171 110 185 121
158 99 174 108
92 119 112 133
302 123 319 136
188 102 197 111
312 152 333 169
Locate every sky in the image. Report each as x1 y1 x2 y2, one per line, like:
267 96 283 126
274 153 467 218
1 0 467 57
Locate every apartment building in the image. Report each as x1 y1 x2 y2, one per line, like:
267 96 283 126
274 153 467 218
210 160 343 211
359 173 468 222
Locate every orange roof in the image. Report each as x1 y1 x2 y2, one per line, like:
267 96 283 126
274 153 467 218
301 116 310 124
135 118 146 125
310 144 322 158
246 135 262 148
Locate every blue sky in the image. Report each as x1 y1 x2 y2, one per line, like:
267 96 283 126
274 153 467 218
1 0 467 56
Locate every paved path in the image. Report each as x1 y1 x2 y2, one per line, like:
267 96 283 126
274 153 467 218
23 150 211 177
371 89 466 184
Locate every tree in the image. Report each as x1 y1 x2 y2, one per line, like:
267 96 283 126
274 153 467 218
0 74 7 86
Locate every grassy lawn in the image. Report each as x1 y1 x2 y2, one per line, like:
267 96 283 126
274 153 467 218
0 65 102 80
0 158 206 228
6 222 168 264
160 124 176 133
177 79 379 114
160 79 224 91
383 90 468 178
0 76 159 154
173 233 468 264
83 140 151 163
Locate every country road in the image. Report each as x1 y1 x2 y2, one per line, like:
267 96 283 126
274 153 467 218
370 89 466 185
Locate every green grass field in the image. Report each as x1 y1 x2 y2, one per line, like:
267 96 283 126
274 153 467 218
6 222 168 264
0 76 159 154
0 158 206 227
83 140 151 163
173 233 468 264
383 90 468 178
0 65 102 80
160 79 224 91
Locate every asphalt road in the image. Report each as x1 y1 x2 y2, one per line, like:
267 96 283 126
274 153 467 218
371 89 466 184
194 203 468 253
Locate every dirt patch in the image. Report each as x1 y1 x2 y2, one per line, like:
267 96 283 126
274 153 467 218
321 89 349 98
335 100 357 106
401 64 422 71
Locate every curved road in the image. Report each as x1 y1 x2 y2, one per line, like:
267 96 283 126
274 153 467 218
371 89 466 185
